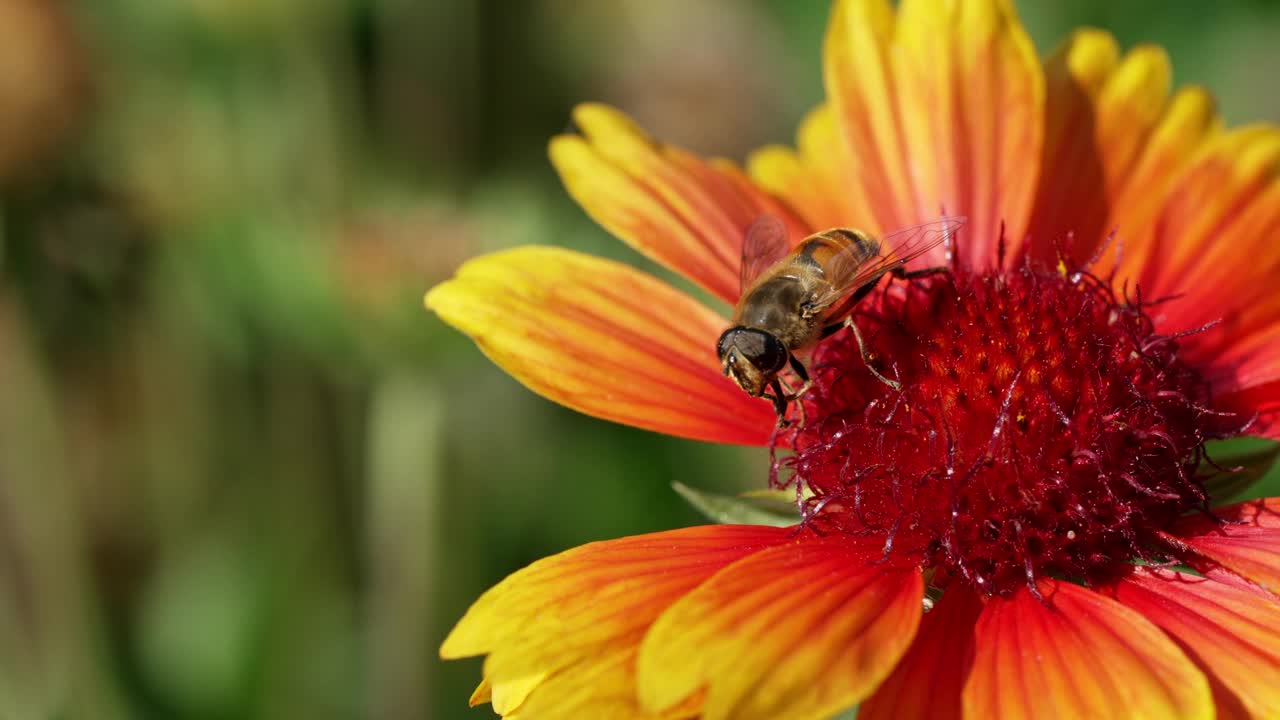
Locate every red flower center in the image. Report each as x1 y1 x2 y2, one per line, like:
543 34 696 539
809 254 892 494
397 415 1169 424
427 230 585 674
781 259 1237 596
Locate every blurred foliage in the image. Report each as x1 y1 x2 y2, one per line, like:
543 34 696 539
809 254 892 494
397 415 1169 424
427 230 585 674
0 1 1274 718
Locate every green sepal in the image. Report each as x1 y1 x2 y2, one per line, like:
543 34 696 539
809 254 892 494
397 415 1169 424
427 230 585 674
672 481 800 527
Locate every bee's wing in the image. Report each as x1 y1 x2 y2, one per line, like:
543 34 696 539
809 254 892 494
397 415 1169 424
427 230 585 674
739 214 791 295
814 216 966 320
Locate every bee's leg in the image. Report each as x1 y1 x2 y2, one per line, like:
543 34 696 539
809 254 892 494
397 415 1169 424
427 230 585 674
764 379 790 425
891 265 948 280
783 355 811 427
821 281 881 340
788 354 811 385
787 355 813 399
777 376 808 428
844 316 902 391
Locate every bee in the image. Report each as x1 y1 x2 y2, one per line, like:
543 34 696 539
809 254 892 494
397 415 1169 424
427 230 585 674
717 215 964 422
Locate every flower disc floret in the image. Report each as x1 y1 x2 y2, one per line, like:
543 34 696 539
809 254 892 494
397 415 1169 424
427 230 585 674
785 261 1234 596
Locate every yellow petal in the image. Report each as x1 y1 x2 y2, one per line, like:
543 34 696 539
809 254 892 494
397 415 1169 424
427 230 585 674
504 645 701 720
468 679 492 707
441 525 790 716
637 534 923 720
823 0 905 234
489 672 547 716
964 580 1213 720
825 0 1044 266
426 246 777 445
552 104 807 304
1107 85 1221 261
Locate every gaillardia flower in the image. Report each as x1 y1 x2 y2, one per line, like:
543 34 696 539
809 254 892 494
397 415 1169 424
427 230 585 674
428 0 1280 718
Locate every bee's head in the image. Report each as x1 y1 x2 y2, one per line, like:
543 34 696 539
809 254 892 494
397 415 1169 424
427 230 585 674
717 327 788 397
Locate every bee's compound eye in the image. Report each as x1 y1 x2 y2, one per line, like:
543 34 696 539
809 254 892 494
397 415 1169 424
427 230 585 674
756 333 789 374
718 327 787 376
716 328 737 361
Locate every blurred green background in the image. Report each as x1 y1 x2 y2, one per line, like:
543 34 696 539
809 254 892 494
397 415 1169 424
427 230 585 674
0 1 1276 718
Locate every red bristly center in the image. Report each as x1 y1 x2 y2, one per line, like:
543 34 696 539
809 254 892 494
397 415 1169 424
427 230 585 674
780 261 1234 596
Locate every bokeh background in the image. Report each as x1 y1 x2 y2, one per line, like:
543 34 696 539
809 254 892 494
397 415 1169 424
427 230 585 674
0 1 1276 718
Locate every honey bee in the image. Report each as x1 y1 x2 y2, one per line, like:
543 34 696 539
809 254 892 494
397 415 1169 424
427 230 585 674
717 215 964 422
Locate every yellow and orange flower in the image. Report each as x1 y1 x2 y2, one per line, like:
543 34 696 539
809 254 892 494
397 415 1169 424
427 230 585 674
428 0 1280 718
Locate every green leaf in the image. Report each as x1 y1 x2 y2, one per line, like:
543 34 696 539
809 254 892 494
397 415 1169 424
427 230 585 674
671 482 799 527
1202 438 1280 504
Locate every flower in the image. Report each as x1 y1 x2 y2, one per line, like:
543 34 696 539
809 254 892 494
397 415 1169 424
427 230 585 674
427 0 1280 718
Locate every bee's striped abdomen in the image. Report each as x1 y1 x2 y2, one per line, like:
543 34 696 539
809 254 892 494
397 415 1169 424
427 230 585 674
793 229 878 274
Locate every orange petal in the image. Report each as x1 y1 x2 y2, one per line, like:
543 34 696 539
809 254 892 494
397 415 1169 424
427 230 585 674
441 525 790 716
964 579 1212 720
1025 28 1117 259
1111 567 1280 720
1131 128 1280 380
824 0 1043 267
426 246 777 445
1210 323 1280 395
637 534 923 720
859 586 984 720
1196 295 1280 432
1028 32 1180 260
1207 282 1280 440
551 103 807 304
747 104 865 233
1026 28 1230 275
1168 497 1280 595
1218 378 1280 441
1101 123 1280 437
